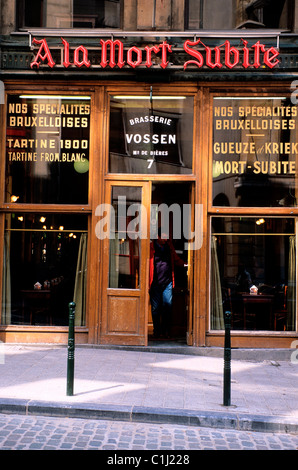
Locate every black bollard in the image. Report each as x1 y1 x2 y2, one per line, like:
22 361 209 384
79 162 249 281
67 302 76 396
223 311 232 406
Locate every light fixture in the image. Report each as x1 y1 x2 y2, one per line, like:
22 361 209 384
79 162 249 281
10 195 19 203
19 95 91 100
256 218 265 225
40 216 46 223
214 97 287 100
74 159 89 174
18 216 24 222
112 95 186 100
59 226 64 231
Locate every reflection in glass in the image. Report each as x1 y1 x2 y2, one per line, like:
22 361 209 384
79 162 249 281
1 214 88 326
186 0 291 30
109 96 193 174
211 217 296 331
212 97 298 208
109 187 142 289
73 0 120 28
6 95 90 204
17 0 120 29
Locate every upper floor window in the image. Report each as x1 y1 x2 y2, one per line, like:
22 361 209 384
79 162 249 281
17 0 121 29
185 0 293 30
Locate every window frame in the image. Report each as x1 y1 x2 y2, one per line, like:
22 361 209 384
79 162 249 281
107 92 196 176
0 85 97 332
209 214 297 332
207 84 298 335
2 89 94 211
211 93 298 211
5 92 92 206
105 85 199 179
208 87 298 216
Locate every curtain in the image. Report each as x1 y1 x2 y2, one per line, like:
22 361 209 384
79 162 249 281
211 235 224 329
109 236 120 288
287 235 296 331
73 233 88 326
2 232 11 325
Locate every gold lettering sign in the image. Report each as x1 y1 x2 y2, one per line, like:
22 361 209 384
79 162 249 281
212 98 297 207
5 95 91 203
6 97 90 164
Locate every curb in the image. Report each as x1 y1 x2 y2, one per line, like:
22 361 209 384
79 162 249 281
5 343 296 362
82 344 296 362
0 398 298 435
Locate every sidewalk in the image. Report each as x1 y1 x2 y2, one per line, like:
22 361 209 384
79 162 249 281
0 343 297 434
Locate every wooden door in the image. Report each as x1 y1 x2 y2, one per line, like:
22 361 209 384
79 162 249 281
100 181 151 345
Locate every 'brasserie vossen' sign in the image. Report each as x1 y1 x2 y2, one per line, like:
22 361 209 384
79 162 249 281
30 37 280 70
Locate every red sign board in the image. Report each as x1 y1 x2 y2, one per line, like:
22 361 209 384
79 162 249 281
30 37 280 70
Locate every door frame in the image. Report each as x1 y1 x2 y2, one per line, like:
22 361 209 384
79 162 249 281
148 181 195 343
99 179 196 346
99 180 151 345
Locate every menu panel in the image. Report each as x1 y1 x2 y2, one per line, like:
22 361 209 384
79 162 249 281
6 95 91 204
212 97 298 207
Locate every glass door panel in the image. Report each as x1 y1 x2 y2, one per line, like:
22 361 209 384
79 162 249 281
109 186 142 289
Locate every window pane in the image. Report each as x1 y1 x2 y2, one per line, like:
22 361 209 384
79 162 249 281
73 0 120 28
186 0 291 30
17 0 120 29
25 0 44 27
1 214 88 326
212 97 297 208
109 187 142 289
6 94 90 204
211 217 296 331
109 96 193 174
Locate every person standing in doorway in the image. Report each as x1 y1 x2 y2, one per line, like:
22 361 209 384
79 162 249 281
149 229 185 339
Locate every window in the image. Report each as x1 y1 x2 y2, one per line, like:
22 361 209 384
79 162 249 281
109 95 194 175
17 0 121 29
2 214 88 326
6 94 90 204
17 0 45 28
212 96 298 208
2 91 91 328
186 0 293 30
108 187 142 289
73 0 120 28
211 217 296 331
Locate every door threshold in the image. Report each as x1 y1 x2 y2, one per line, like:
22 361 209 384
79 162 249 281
148 336 188 347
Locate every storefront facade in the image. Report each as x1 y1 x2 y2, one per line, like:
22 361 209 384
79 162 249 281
1 0 298 348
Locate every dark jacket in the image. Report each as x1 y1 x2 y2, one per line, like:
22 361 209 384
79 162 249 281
149 239 184 288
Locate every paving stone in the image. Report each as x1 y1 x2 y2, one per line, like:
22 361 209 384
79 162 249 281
0 413 297 451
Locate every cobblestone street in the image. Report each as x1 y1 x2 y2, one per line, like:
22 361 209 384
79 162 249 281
0 413 297 451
